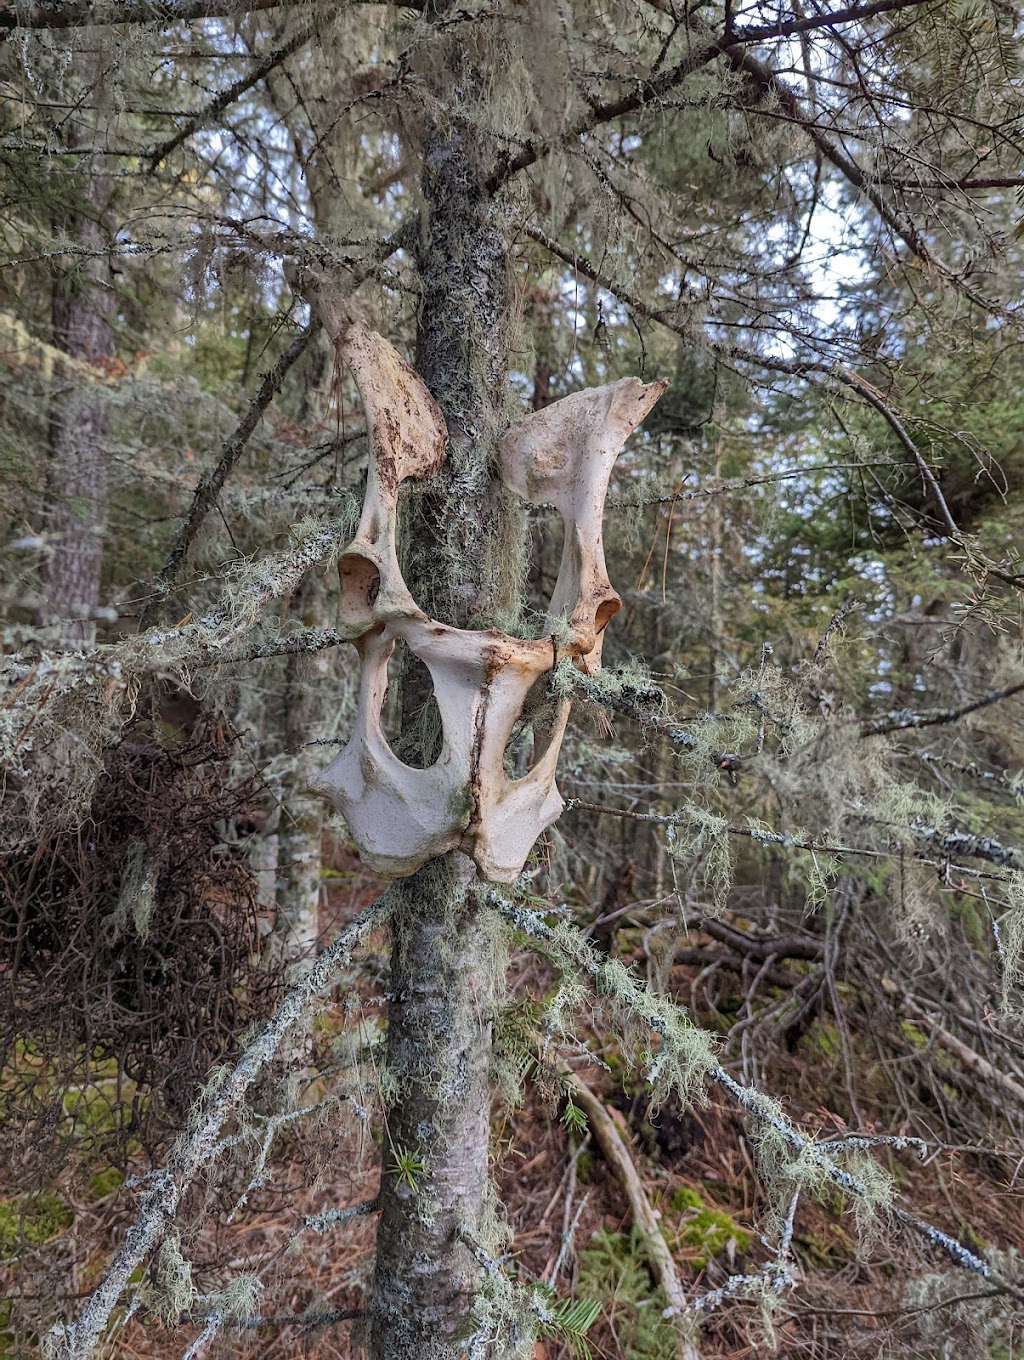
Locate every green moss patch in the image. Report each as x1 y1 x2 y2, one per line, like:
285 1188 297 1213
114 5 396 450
670 1185 752 1270
0 1193 73 1256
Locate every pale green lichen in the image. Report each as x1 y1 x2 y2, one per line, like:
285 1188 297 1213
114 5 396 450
154 1235 196 1324
665 808 734 915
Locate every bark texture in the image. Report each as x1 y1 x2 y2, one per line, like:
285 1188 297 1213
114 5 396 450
369 17 515 1355
41 63 115 645
370 862 501 1359
269 576 333 975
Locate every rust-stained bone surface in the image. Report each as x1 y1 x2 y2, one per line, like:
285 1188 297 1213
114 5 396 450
294 271 666 882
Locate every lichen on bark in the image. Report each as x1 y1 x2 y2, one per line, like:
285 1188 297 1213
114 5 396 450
368 18 522 1350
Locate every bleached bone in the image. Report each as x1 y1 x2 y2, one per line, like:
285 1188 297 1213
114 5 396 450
286 264 447 632
309 618 568 880
293 274 665 881
498 376 669 667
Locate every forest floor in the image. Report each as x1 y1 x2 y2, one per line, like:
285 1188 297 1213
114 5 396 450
4 834 1024 1360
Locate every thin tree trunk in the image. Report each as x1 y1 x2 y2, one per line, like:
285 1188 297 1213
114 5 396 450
269 576 332 975
368 19 517 1354
43 208 113 644
41 57 115 646
370 862 502 1359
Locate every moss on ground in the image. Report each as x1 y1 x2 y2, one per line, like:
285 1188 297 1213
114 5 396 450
0 1193 73 1256
670 1185 752 1270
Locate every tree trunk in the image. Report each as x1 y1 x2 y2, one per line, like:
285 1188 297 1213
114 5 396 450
269 576 332 976
41 56 115 647
370 862 502 1359
43 206 114 645
368 27 517 1356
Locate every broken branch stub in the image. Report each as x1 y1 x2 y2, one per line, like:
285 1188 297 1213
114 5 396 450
295 275 665 881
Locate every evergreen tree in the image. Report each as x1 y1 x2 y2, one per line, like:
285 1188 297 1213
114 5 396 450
3 3 1024 1358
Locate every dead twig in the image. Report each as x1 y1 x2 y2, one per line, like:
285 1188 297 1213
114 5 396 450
559 1067 700 1360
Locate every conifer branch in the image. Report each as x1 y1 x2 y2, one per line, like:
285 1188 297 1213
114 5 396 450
147 21 316 171
609 465 902 506
909 823 1024 872
45 892 394 1360
724 49 943 273
491 0 937 190
526 225 1024 583
236 1306 363 1330
919 752 1024 800
0 0 281 27
709 1067 998 1279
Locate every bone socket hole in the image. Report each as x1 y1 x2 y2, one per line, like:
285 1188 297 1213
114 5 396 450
379 639 443 770
502 672 560 781
339 554 381 630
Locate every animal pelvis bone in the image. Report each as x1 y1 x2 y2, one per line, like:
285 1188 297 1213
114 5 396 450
294 270 666 882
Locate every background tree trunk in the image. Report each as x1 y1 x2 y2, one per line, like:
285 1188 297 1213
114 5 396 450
41 57 115 646
269 575 332 976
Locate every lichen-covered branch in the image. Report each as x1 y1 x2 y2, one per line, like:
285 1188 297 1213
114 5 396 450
45 892 393 1360
566 799 878 860
861 681 1024 735
710 1067 996 1279
493 894 1001 1287
567 799 1016 884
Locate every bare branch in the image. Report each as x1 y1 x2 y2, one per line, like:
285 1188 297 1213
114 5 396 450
906 999 1024 1108
148 22 316 171
729 0 937 43
560 1067 698 1356
831 365 960 537
190 626 346 667
566 797 882 860
861 680 1024 735
919 752 1024 800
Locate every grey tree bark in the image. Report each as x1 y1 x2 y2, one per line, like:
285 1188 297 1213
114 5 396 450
368 22 518 1358
41 54 115 646
268 574 333 976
